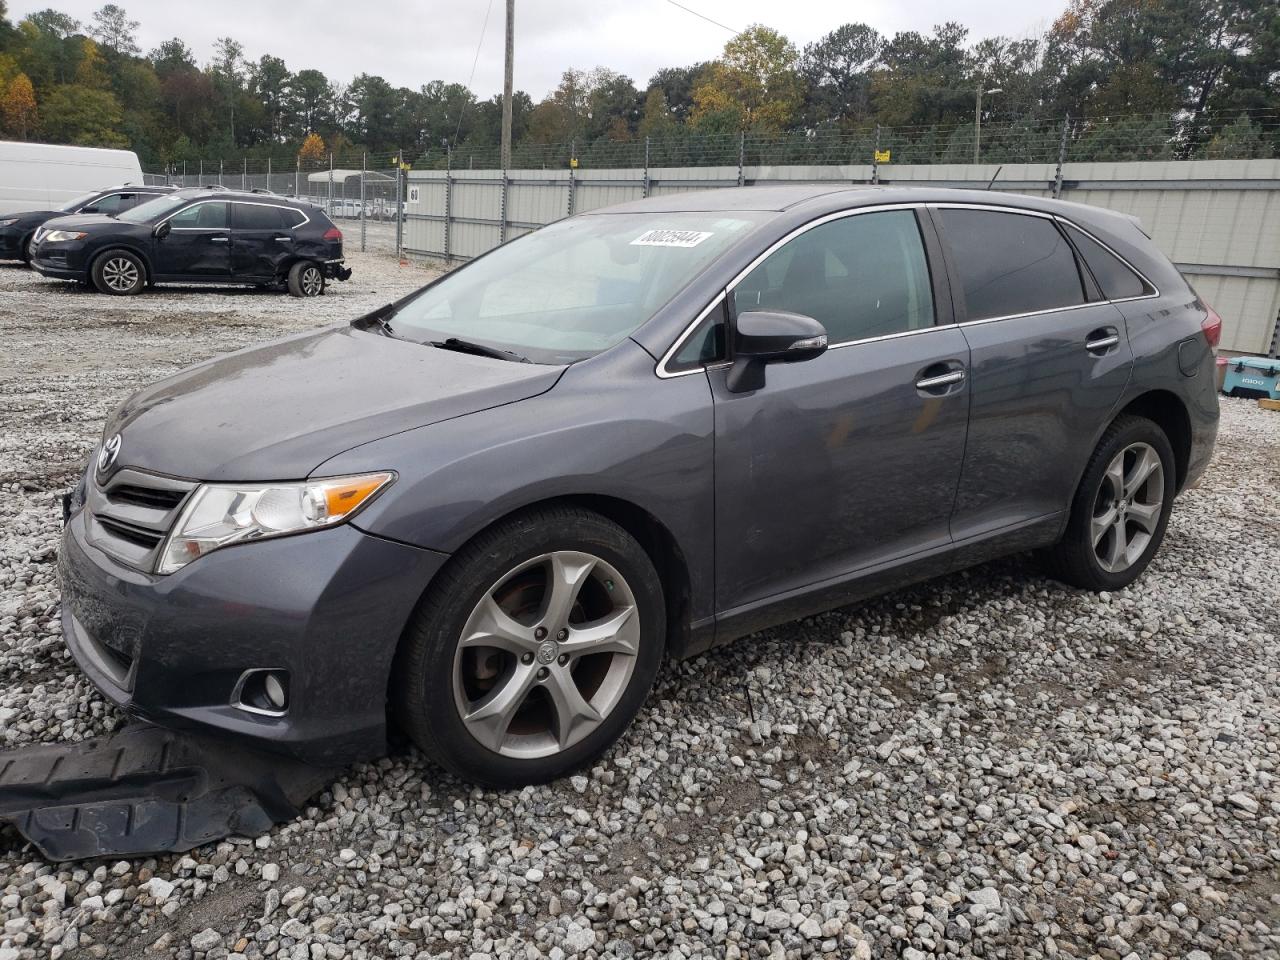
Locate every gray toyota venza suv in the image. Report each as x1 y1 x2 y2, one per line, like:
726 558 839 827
59 186 1220 785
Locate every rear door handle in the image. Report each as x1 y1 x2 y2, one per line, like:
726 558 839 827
210 236 229 243
274 236 293 242
915 369 966 390
1086 328 1120 353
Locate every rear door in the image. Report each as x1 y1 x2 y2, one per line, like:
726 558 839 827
154 200 231 278
231 202 293 280
710 206 971 615
933 205 1133 539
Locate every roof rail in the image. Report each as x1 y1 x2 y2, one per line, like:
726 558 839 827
198 184 229 191
250 188 278 196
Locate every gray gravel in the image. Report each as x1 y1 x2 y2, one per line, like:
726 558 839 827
1 255 1279 960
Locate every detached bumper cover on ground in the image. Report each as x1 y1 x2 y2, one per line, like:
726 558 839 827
0 724 339 861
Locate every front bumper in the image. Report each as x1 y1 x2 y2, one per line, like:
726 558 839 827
0 227 25 260
58 508 448 764
30 246 87 280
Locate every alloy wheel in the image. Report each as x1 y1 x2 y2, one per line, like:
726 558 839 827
301 267 323 296
452 551 640 759
102 257 140 292
1091 441 1164 573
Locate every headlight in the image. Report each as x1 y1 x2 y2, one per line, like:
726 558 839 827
0 218 18 228
157 472 394 574
44 230 88 242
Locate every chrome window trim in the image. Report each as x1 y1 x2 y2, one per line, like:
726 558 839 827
654 199 1165 380
229 199 312 232
656 203 927 378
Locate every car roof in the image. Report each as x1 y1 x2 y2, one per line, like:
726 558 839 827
587 184 1114 222
171 187 309 207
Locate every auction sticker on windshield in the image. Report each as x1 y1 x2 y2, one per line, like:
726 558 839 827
631 229 713 248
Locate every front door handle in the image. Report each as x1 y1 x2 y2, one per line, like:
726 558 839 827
1086 328 1120 353
209 236 229 243
273 236 293 242
915 369 966 390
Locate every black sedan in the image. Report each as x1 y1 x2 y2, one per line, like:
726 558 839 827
29 188 352 297
0 184 174 262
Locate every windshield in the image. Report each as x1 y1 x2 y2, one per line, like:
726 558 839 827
118 194 190 223
385 212 767 364
57 191 101 213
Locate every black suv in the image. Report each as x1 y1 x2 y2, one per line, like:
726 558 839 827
0 184 175 263
29 188 352 297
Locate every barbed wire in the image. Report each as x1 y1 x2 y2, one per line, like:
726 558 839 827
147 110 1279 181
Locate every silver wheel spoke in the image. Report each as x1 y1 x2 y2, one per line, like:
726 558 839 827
1103 516 1128 570
540 553 597 630
1104 455 1125 499
462 662 538 753
1091 505 1119 547
562 605 639 658
1124 447 1160 498
544 666 603 750
1127 500 1161 533
460 595 535 656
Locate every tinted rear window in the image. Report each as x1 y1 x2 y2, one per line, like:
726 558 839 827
941 209 1085 321
1065 225 1150 300
233 203 286 230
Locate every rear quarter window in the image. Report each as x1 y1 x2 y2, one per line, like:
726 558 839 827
1065 224 1152 300
940 209 1085 321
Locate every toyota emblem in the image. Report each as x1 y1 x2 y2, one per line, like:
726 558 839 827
97 434 122 474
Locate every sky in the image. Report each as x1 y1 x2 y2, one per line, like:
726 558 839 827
9 0 1069 99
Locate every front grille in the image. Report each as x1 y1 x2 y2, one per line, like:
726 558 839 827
84 468 196 572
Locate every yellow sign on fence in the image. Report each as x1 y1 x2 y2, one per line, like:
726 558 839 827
874 149 891 164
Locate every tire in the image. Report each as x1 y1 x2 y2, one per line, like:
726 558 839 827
393 507 666 787
19 233 34 264
91 250 146 296
1043 414 1177 591
287 260 324 298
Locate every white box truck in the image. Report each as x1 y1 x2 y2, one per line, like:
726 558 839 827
0 141 144 213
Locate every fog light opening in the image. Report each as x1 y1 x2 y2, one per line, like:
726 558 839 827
232 669 290 716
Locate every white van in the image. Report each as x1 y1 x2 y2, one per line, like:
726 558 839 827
0 141 144 213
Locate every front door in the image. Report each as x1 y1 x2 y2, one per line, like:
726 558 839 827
153 200 231 278
711 207 970 616
932 205 1134 539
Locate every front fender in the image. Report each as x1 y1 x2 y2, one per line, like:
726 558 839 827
313 341 718 622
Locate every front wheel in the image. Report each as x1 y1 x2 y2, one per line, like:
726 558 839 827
393 507 666 786
91 250 146 295
1043 414 1176 590
287 260 324 298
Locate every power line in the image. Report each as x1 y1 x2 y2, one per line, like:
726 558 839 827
663 0 740 35
452 0 497 149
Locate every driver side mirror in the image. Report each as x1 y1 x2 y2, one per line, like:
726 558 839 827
726 310 828 393
153 221 171 240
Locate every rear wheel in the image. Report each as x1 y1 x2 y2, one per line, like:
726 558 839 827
1043 415 1176 590
287 260 324 298
91 250 146 296
394 507 665 786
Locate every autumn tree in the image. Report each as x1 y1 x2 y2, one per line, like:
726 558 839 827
1 71 36 137
691 25 802 133
297 131 325 163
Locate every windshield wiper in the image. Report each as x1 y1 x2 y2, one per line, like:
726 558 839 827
429 337 530 363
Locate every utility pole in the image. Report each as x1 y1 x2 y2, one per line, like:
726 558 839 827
974 86 1002 165
500 0 515 170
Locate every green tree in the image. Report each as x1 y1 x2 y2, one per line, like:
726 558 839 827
249 54 291 142
90 3 139 57
800 23 882 126
691 25 802 133
638 87 676 138
40 83 126 145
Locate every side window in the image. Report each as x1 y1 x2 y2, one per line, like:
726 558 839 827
940 209 1085 321
233 203 285 230
279 208 306 229
1065 224 1150 300
733 210 935 344
669 301 727 371
114 193 147 212
169 202 228 230
83 193 125 214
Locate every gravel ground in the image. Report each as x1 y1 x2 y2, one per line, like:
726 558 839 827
1 255 1278 960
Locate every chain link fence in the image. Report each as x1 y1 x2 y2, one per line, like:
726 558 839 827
144 153 406 255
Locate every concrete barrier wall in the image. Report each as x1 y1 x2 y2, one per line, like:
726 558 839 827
405 158 1280 356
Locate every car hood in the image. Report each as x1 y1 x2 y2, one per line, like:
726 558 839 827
39 213 130 233
1 209 59 226
102 326 566 482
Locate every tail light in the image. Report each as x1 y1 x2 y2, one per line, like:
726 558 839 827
1200 303 1223 350
323 227 342 242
